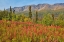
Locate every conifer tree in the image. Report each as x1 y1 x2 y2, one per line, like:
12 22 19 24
35 10 38 23
10 6 12 13
52 14 54 20
4 8 6 18
29 6 32 19
13 10 15 14
9 6 12 20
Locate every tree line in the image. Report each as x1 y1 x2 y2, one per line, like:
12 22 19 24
0 6 64 27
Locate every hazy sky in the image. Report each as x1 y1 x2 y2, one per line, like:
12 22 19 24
0 0 64 10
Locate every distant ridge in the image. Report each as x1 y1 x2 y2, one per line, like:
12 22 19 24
7 3 64 13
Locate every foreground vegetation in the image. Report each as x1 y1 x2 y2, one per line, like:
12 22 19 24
0 20 64 42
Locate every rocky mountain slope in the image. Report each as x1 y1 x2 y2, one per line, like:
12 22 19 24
7 3 64 13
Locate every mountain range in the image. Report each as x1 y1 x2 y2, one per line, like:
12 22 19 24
7 3 64 13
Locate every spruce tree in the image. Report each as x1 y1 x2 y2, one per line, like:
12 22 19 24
35 11 38 23
52 14 54 20
9 6 12 20
13 10 15 14
29 6 32 19
4 8 6 18
10 6 12 13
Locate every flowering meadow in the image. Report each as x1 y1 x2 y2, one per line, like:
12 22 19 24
0 20 64 42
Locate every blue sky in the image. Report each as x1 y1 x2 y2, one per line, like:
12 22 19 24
0 0 64 10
